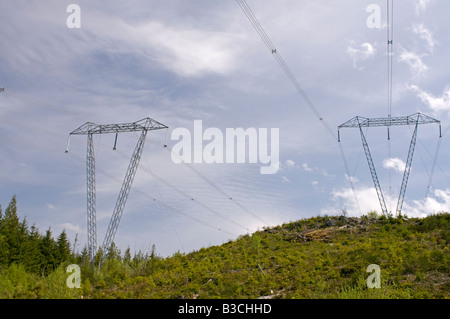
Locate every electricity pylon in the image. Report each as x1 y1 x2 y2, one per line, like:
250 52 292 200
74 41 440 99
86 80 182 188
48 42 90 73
338 112 441 216
66 117 168 259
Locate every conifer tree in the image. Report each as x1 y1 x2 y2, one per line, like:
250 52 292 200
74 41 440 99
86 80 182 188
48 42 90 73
79 245 89 265
123 247 132 263
4 196 18 224
94 246 104 268
0 197 75 275
2 196 21 264
39 228 57 274
27 224 44 274
0 204 7 266
0 233 9 266
18 218 31 263
56 230 72 264
106 242 121 260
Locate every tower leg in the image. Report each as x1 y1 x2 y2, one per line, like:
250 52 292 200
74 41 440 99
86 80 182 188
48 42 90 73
396 122 419 216
102 128 148 254
86 132 97 260
359 126 388 216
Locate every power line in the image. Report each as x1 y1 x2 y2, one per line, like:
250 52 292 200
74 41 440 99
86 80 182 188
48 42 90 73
113 141 252 232
3 87 85 122
236 0 358 212
129 131 266 230
417 136 444 198
386 0 394 212
340 127 368 215
0 87 251 247
162 143 269 225
2 85 267 228
67 148 239 239
144 152 185 253
387 0 394 118
236 0 335 137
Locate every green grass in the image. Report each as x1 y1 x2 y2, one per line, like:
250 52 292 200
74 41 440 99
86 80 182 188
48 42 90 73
1 212 449 299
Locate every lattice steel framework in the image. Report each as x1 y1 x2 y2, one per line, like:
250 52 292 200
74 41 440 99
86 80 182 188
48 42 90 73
86 130 96 259
67 117 168 259
338 112 441 216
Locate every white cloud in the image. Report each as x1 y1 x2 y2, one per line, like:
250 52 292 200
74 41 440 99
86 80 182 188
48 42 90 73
398 48 428 78
321 169 336 179
404 188 450 216
302 163 313 172
328 186 382 216
285 159 296 168
312 181 319 186
415 0 432 15
126 21 243 77
281 176 292 183
60 13 245 79
59 222 83 234
383 158 406 173
412 24 436 52
327 187 450 217
408 84 450 114
345 174 359 184
346 41 376 70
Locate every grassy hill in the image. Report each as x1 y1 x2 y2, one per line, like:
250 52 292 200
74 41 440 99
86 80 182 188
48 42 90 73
82 212 449 299
1 211 449 299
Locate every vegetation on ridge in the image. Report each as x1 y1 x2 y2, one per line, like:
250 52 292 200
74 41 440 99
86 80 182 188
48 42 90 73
0 196 449 299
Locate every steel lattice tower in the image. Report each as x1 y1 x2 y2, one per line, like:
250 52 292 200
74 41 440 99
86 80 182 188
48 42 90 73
338 113 441 216
337 3 442 217
66 117 168 259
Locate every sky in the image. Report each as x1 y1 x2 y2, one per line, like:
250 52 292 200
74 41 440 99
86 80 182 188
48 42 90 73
1 0 449 257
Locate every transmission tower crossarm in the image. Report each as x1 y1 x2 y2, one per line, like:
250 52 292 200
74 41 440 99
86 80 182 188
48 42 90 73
338 113 440 129
359 126 388 216
69 117 168 135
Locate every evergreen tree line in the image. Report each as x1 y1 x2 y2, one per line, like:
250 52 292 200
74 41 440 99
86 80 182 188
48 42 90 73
0 196 73 275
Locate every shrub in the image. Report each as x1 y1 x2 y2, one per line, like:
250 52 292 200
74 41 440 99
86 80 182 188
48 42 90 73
38 264 82 298
0 263 37 298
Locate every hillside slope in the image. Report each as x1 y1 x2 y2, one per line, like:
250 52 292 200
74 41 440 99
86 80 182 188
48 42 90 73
84 213 449 299
0 210 448 299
